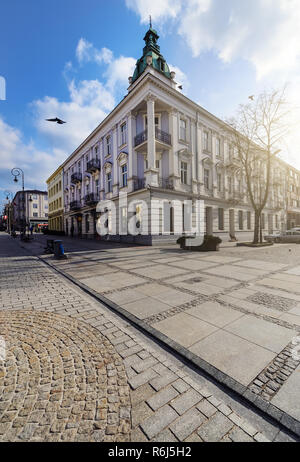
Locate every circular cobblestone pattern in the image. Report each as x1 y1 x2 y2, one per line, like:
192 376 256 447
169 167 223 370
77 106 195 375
0 311 131 442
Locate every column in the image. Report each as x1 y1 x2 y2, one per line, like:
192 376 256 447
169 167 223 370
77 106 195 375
127 112 136 192
112 125 119 195
145 94 158 186
169 108 179 189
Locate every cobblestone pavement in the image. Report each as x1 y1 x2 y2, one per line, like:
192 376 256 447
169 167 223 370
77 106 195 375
0 233 297 442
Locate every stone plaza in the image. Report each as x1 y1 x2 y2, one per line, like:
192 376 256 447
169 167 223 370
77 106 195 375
0 232 299 441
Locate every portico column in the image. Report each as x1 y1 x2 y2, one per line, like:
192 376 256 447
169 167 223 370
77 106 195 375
127 112 136 192
112 124 119 195
145 94 158 186
169 108 180 188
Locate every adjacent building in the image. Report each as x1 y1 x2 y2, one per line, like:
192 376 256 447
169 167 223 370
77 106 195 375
47 166 64 232
49 26 300 244
12 190 48 231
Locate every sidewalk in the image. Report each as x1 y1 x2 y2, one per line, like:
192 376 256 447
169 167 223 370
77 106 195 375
0 233 297 441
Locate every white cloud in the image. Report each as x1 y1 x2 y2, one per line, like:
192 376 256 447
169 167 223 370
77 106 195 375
169 64 189 92
0 116 65 192
76 38 113 65
125 0 182 24
105 56 137 91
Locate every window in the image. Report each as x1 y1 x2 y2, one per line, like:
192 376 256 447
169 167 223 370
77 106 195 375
95 179 99 198
33 213 38 217
239 210 244 230
218 208 224 230
45 213 48 217
78 161 81 172
203 131 209 151
107 173 112 192
155 159 160 169
45 204 48 209
247 211 251 230
32 195 37 199
204 169 210 189
145 116 160 128
106 135 112 156
216 138 221 156
228 177 232 194
217 174 222 192
120 123 127 145
121 164 128 187
180 119 187 141
33 204 38 209
180 162 188 184
275 215 279 228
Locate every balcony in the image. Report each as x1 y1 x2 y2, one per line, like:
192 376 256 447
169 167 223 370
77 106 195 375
71 172 82 183
158 178 175 190
134 178 146 191
84 193 98 206
70 200 81 211
86 159 101 173
134 128 171 147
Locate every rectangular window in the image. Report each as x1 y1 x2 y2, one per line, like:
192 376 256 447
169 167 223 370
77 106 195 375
239 211 244 230
107 173 112 192
180 162 188 185
33 204 38 209
95 179 99 198
204 169 210 189
203 131 209 151
155 159 160 169
247 211 251 230
218 208 224 230
217 174 222 192
33 213 38 217
106 135 112 156
121 164 128 187
228 176 232 194
120 123 127 145
180 119 187 141
216 138 221 156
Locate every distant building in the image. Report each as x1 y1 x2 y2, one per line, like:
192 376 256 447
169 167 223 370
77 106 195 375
12 190 48 231
48 25 300 243
46 167 64 232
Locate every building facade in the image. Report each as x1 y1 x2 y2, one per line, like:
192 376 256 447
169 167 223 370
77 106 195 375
12 190 48 231
54 26 299 244
47 167 64 232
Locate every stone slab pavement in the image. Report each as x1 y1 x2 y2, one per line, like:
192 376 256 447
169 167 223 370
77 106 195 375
0 234 294 441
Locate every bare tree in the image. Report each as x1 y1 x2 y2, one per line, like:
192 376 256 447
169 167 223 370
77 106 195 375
227 88 289 244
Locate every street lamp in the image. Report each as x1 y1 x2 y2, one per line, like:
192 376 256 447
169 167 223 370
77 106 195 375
10 168 26 237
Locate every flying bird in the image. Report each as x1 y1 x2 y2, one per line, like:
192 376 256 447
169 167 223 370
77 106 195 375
178 85 183 90
248 95 255 101
45 118 67 124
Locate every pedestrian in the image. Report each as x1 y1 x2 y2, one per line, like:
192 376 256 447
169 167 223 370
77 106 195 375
30 225 33 235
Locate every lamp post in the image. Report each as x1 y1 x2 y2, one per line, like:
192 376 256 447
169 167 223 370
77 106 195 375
11 168 27 237
4 190 13 234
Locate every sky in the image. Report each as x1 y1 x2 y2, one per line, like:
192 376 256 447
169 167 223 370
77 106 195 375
1 0 300 208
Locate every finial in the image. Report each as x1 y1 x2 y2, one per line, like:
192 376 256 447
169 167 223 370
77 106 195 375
149 15 152 29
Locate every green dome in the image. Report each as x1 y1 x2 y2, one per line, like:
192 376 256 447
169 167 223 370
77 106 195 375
131 27 172 84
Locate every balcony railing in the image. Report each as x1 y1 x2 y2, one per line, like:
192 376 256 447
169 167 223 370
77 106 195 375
70 200 81 210
134 128 171 147
71 172 82 183
84 193 98 206
134 178 146 191
86 159 101 173
159 178 175 190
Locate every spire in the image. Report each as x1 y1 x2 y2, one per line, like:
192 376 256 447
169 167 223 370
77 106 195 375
130 24 172 84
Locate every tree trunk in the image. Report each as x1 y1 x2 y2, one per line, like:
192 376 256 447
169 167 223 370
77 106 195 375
259 214 263 243
253 210 259 244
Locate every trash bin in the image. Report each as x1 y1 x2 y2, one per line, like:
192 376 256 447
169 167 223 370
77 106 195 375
53 240 67 259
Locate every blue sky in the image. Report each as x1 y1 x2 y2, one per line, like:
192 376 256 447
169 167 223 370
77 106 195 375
1 0 300 208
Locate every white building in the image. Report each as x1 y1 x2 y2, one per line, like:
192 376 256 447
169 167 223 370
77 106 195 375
59 26 297 244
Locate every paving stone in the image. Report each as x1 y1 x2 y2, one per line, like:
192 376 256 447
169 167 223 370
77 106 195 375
147 386 179 411
169 408 207 441
197 400 217 418
128 369 158 390
198 413 234 442
172 379 191 394
170 389 202 415
141 405 179 440
153 429 178 442
150 372 178 391
229 427 254 442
